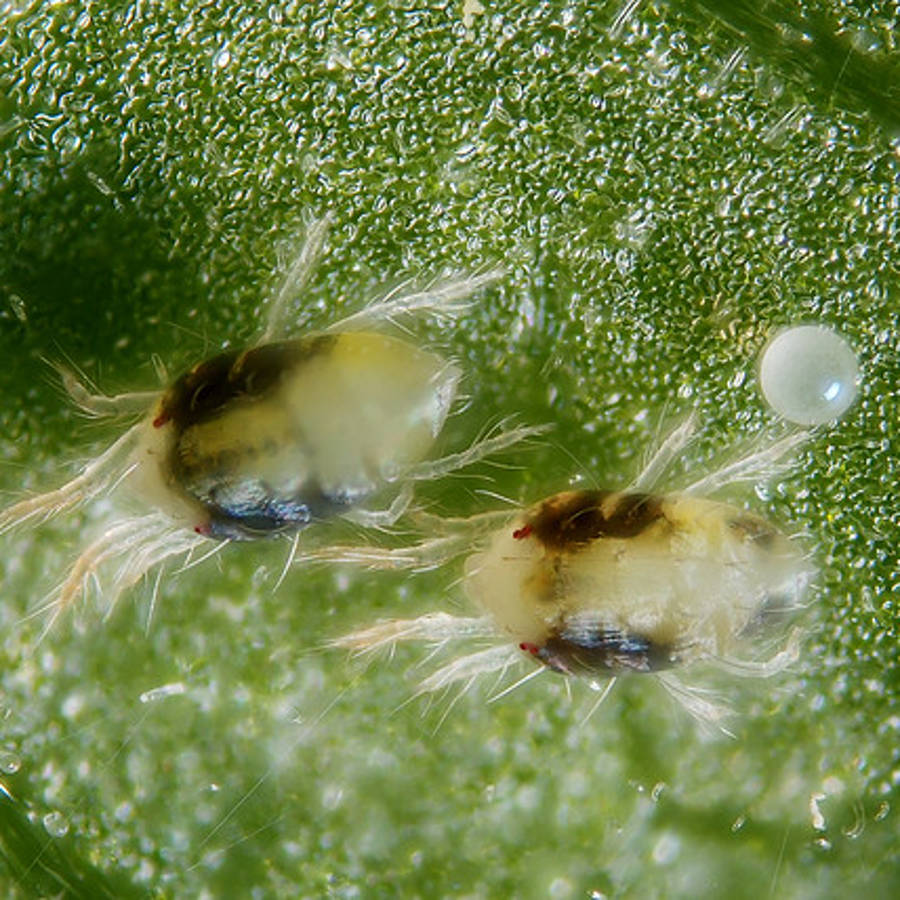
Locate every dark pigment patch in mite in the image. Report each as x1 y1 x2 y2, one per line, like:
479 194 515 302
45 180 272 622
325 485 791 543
174 417 353 539
536 629 676 675
159 335 337 431
528 490 665 550
175 423 301 480
202 477 351 541
158 335 347 539
728 513 778 549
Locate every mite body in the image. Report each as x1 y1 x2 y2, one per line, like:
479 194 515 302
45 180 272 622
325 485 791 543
1 218 537 630
468 489 803 678
146 331 459 540
327 420 813 723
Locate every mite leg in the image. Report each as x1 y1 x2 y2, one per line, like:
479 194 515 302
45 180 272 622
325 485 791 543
112 520 209 604
326 267 506 332
25 515 165 635
398 419 550 483
293 534 465 572
25 514 205 637
55 365 160 418
341 484 414 529
684 430 810 495
331 612 496 652
419 644 525 695
630 412 697 491
332 613 515 698
294 508 511 572
298 510 510 577
655 672 733 735
0 422 144 535
261 214 333 343
409 507 513 532
111 525 215 630
709 628 802 678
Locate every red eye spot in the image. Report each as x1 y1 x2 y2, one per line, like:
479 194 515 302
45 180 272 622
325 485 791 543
152 411 171 428
194 523 211 537
519 642 540 656
512 524 533 540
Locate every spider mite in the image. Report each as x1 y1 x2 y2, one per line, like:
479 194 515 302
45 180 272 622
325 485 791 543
326 417 815 726
0 216 541 634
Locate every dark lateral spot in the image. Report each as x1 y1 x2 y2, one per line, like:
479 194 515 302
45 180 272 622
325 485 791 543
528 490 665 551
202 477 353 541
728 513 778 549
537 630 676 675
158 334 337 431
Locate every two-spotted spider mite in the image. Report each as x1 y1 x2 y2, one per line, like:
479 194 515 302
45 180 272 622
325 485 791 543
324 416 815 726
0 217 541 634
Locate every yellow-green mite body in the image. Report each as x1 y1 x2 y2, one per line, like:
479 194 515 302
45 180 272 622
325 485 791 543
328 421 813 723
148 332 457 539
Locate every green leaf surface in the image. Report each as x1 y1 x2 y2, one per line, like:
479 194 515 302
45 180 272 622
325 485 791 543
0 1 897 897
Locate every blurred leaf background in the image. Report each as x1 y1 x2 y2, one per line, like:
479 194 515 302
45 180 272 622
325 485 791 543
0 0 897 896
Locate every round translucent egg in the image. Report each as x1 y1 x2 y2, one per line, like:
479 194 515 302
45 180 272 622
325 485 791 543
759 325 860 425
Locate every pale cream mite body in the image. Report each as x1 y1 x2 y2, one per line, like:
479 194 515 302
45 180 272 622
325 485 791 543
467 488 805 677
142 330 460 540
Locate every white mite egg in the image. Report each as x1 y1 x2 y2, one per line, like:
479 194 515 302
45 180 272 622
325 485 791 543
759 325 860 425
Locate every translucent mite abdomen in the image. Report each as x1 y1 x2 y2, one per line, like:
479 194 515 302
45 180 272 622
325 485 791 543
0 217 538 634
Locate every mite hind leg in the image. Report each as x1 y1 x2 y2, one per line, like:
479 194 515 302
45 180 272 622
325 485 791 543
0 422 144 535
419 644 526 696
24 515 164 638
326 267 506 333
332 612 497 653
630 413 698 491
684 430 810 495
55 365 160 418
629 414 810 496
293 532 471 573
655 672 733 735
398 419 550 484
295 508 510 572
261 214 333 343
24 514 205 638
341 484 415 529
332 614 529 701
709 628 802 678
261 213 504 337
